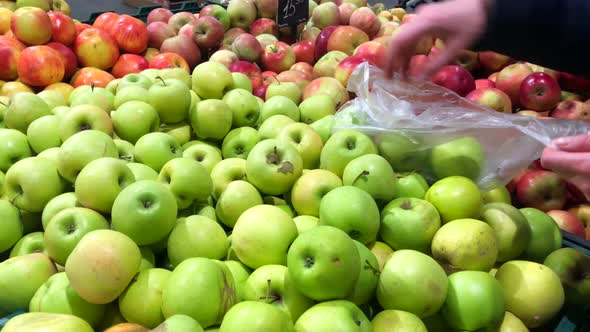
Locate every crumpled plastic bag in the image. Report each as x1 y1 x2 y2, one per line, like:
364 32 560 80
332 62 590 190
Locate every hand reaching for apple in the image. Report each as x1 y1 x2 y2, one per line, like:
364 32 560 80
384 0 489 80
541 134 590 200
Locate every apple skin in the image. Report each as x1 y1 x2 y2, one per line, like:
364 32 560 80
74 28 120 71
231 33 263 63
551 99 590 121
215 180 263 228
430 136 485 181
495 63 534 107
480 202 532 262
290 168 342 217
200 4 231 30
495 260 565 328
519 207 563 263
70 67 116 88
16 45 64 87
326 25 369 56
133 132 182 172
292 40 315 64
543 247 590 304
147 21 175 49
431 65 476 97
0 128 32 172
278 122 323 170
319 129 377 178
516 170 567 212
0 39 23 81
311 2 340 29
0 200 22 253
147 7 173 24
149 52 190 72
186 16 225 50
9 232 46 258
111 15 148 54
45 42 79 80
219 301 294 332
546 209 586 238
191 61 234 100
294 300 371 331
313 25 338 61
227 0 257 30
466 87 512 113
253 0 278 19
112 54 149 78
159 157 213 210
478 51 512 72
261 41 296 74
160 35 202 69
349 6 382 37
372 310 427 332
425 176 483 224
519 72 561 112
10 6 52 46
1 312 94 332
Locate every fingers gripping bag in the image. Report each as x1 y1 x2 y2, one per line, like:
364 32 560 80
332 62 590 191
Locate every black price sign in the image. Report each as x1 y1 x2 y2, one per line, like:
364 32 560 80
277 0 309 28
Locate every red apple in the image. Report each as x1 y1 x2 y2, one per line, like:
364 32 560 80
261 41 296 73
547 210 586 238
160 35 201 69
183 16 225 50
17 45 64 86
111 54 149 78
74 27 119 70
338 3 358 25
550 100 590 121
431 65 476 97
276 70 312 91
168 11 197 33
75 22 92 35
10 6 52 45
558 72 590 97
250 18 278 37
149 52 190 72
111 15 148 54
349 6 381 37
407 54 430 78
516 170 567 212
519 72 561 112
254 84 268 99
327 25 369 56
262 70 278 86
311 2 340 30
291 62 314 77
229 60 263 90
147 21 175 50
254 0 279 19
303 76 349 108
334 55 366 87
495 63 534 107
353 41 386 68
46 41 78 79
222 27 247 49
92 12 119 34
292 40 315 65
475 79 495 89
465 87 512 113
314 25 338 61
147 8 173 24
231 33 262 62
47 11 76 46
0 37 24 80
70 67 115 88
455 49 479 72
478 51 512 72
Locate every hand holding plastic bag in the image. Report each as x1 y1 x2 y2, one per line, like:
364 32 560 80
333 63 590 190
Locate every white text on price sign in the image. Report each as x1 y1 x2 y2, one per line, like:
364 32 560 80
277 0 309 28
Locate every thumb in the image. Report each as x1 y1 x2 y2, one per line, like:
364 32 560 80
540 147 590 176
552 134 590 152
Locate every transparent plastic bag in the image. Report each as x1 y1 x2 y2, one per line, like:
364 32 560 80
333 63 590 190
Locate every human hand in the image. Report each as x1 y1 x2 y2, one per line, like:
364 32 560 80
541 134 590 201
384 0 490 80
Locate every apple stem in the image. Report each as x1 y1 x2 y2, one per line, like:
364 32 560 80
90 83 94 91
272 75 280 84
352 170 370 185
156 76 166 86
0 101 6 107
259 279 280 303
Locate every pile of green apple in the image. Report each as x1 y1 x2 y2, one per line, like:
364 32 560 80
0 59 589 332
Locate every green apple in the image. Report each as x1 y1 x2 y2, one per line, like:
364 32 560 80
159 67 192 89
480 202 532 262
26 115 61 153
231 205 298 269
134 132 182 172
293 215 319 234
290 169 342 217
4 156 65 212
222 89 259 128
320 129 377 178
519 207 562 262
425 176 483 223
309 114 334 144
167 215 229 267
65 229 142 304
69 85 115 112
0 312 93 332
287 225 360 301
380 197 441 253
0 200 22 253
148 77 191 124
9 231 46 257
0 98 6 128
158 157 213 209
112 101 160 144
367 241 394 272
372 310 428 332
210 157 247 199
37 90 67 110
224 260 252 302
430 136 484 181
441 270 505 331
298 94 336 124
160 122 192 146
74 157 136 213
105 78 121 95
257 114 296 140
391 172 429 199
141 68 161 83
431 218 498 272
342 154 396 205
544 247 590 304
117 73 153 92
215 180 263 228
36 147 60 165
190 99 233 140
114 86 150 109
246 139 303 195
29 272 106 327
230 72 253 93
278 122 323 170
161 257 237 328
293 300 371 331
497 311 529 332
219 301 295 332
0 128 32 172
118 268 172 329
0 253 57 312
221 127 260 159
51 106 70 119
373 132 428 173
183 142 223 173
4 92 51 133
57 130 118 183
111 180 178 246
44 207 109 265
260 95 300 123
127 162 159 181
153 314 205 332
114 139 135 162
266 82 302 104
243 264 314 321
495 260 565 328
41 192 80 229
59 104 113 141
319 185 380 244
192 61 234 100
377 249 448 318
482 186 512 204
346 240 380 305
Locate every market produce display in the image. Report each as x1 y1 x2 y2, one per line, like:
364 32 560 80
0 0 590 331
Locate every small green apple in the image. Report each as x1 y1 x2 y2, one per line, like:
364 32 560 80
346 240 380 305
183 142 223 173
482 186 512 204
293 300 371 331
222 89 260 128
114 139 135 162
192 62 234 100
9 231 46 257
320 129 378 178
230 72 253 93
158 157 213 209
153 314 205 332
220 301 295 332
105 78 121 95
299 94 336 124
139 246 156 271
392 172 429 199
497 311 529 332
148 77 191 124
159 67 192 89
210 157 247 199
290 169 342 217
113 86 150 109
372 310 428 332
160 122 192 146
36 147 61 165
430 136 485 181
293 215 319 234
59 104 113 141
5 92 51 133
278 122 323 170
544 247 590 305
127 162 159 181
38 90 66 110
257 114 296 140
221 127 260 159
342 154 397 205
51 106 70 119
69 85 114 112
215 180 263 228
0 200 22 253
309 114 334 144
266 81 302 104
190 99 233 140
134 132 182 172
374 132 428 173
26 115 62 154
260 95 300 123
367 241 394 272
41 192 80 229
0 128 32 172
117 73 153 92
480 203 532 262
425 176 483 223
224 260 252 302
112 101 160 144
519 207 562 262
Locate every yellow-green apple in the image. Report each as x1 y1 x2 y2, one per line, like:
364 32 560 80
17 45 64 87
430 136 484 181
0 128 32 172
544 247 590 304
326 26 369 56
551 99 590 121
114 85 149 108
250 18 278 37
303 76 349 107
0 253 57 313
47 11 76 46
466 87 512 113
209 157 246 199
0 39 22 81
1 81 33 98
377 249 447 318
256 33 278 48
265 81 302 104
118 268 171 329
519 72 561 111
189 99 233 140
133 132 182 172
311 2 339 29
148 52 190 72
569 204 590 226
345 240 380 305
158 157 212 209
192 61 233 99
425 176 483 223
261 41 295 73
59 104 113 141
148 77 191 124
495 63 534 106
219 301 293 331
111 180 177 245
167 11 197 33
161 35 201 69
182 142 222 173
69 85 114 112
519 207 562 262
127 162 158 181
0 200 22 253
215 179 262 228
342 153 396 204
299 94 336 124
229 61 263 90
373 132 426 172
112 101 159 144
259 95 299 123
0 8 12 34
367 241 393 272
442 270 505 331
294 300 371 331
114 139 134 162
231 72 253 92
391 172 429 199
221 89 259 128
9 232 46 257
111 15 148 54
495 260 564 328
161 257 237 328
293 215 319 234
253 0 278 18
2 313 94 332
478 51 512 73
222 27 246 49
354 41 387 68
147 7 173 24
158 67 191 89
349 7 381 37
10 6 52 45
167 215 228 267
372 310 427 332
290 168 342 216
74 28 119 70
147 21 175 50
480 202 531 261
41 192 80 229
278 122 323 170
112 54 149 78
300 25 321 42
151 314 204 331
312 50 348 79
546 209 586 238
70 67 116 88
516 170 567 212
17 0 50 11
231 33 262 63
227 0 256 29
210 50 239 69
200 4 230 30
431 65 475 97
319 129 377 178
